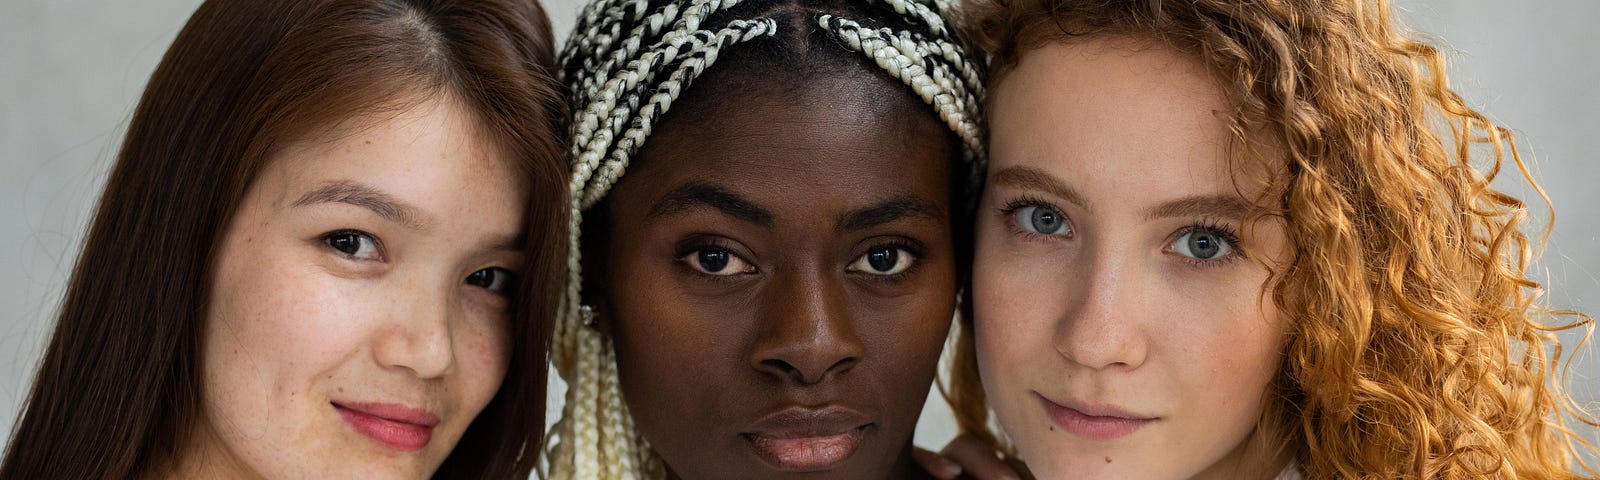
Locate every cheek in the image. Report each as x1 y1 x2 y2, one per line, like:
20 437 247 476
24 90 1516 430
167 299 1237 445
208 246 361 395
605 253 737 409
1159 275 1283 430
971 234 1059 374
201 230 376 457
454 312 512 408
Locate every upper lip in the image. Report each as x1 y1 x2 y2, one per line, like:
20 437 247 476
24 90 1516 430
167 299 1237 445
331 401 441 427
1037 393 1156 420
743 406 873 438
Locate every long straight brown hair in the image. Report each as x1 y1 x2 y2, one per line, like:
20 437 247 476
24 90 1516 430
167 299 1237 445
0 0 566 478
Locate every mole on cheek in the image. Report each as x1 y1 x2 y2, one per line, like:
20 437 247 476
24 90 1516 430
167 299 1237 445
1104 457 1112 464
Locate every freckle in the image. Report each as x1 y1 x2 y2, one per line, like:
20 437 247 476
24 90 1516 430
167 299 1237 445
364 140 371 144
1105 457 1112 464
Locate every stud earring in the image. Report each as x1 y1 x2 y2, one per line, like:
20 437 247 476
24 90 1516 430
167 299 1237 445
579 304 598 329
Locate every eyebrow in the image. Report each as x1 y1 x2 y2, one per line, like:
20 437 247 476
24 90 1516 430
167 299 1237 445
836 196 945 232
1144 194 1253 221
987 165 1090 211
292 181 429 230
647 182 775 226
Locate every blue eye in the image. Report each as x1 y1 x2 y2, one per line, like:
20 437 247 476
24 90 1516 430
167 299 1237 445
1171 228 1235 260
680 247 756 276
465 267 517 295
323 230 382 261
1013 205 1070 235
847 247 915 276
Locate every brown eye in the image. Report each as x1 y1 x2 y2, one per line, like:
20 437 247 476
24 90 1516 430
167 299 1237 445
679 248 755 276
323 230 382 261
466 267 517 296
847 247 915 276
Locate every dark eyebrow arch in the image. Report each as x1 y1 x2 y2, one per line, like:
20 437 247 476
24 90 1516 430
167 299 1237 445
1144 194 1252 221
292 181 428 230
988 165 1089 212
836 196 946 232
646 182 774 227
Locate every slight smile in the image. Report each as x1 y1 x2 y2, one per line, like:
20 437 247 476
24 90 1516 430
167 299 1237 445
1036 393 1157 441
332 401 440 451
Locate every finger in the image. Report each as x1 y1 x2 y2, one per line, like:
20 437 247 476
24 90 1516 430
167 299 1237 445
913 446 964 479
940 434 1021 480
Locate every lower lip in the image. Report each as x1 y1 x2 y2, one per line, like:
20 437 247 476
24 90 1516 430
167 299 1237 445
745 427 866 471
1039 397 1154 441
334 404 433 451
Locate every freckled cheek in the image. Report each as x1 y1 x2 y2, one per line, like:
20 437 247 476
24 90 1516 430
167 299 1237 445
453 315 512 409
203 251 379 462
1158 289 1283 424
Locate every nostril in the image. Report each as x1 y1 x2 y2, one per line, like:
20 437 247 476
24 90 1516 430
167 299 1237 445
756 356 858 385
757 358 804 383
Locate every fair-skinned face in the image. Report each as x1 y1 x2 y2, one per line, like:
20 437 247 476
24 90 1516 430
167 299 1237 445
974 36 1291 479
188 96 524 479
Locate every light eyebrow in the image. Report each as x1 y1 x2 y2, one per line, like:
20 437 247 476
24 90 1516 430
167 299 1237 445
292 181 429 230
1144 194 1252 221
646 182 775 227
836 196 945 232
988 165 1089 211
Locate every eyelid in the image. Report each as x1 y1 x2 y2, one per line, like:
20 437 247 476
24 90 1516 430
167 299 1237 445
997 196 1073 240
323 229 386 262
1165 222 1247 267
845 238 923 276
673 235 760 277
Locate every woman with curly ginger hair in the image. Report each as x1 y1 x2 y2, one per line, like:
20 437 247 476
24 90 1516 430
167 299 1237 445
939 0 1600 478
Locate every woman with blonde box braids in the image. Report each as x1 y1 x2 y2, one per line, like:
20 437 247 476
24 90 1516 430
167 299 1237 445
544 0 997 478
937 0 1600 478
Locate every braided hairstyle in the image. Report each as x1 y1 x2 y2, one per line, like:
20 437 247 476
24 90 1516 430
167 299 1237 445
545 1 984 478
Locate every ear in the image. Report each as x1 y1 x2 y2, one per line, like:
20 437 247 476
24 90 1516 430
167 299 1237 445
578 264 616 338
578 208 617 338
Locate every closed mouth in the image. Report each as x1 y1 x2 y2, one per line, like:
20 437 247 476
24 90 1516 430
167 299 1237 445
742 406 874 471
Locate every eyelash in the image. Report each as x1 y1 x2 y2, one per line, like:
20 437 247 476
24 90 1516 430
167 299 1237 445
321 229 385 262
997 197 1249 269
673 236 755 283
851 238 927 284
998 195 1069 241
1170 220 1246 269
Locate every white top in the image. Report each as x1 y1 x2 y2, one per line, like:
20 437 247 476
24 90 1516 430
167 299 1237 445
1274 462 1304 480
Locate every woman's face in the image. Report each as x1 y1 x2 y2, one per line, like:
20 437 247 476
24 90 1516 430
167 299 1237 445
974 37 1291 479
195 96 524 478
597 77 957 479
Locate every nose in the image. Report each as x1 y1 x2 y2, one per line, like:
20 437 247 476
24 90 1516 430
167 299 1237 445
1053 247 1149 371
749 270 864 385
371 276 456 379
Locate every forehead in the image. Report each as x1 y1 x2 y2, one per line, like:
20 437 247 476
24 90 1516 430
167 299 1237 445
617 77 955 212
267 97 525 219
990 36 1278 204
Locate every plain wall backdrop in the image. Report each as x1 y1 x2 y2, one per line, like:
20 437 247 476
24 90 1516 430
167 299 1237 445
3 0 1596 466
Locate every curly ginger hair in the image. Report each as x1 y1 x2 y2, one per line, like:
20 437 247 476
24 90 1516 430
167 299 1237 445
941 0 1600 478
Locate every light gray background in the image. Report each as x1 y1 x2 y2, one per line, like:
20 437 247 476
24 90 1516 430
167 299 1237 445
3 0 1596 465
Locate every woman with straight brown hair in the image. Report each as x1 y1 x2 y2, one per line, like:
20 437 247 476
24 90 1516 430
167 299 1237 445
0 0 565 478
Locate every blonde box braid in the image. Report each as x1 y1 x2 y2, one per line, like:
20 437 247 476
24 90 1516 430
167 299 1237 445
545 1 985 478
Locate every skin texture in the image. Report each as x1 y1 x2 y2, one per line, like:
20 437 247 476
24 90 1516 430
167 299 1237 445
973 36 1292 479
182 96 523 479
593 74 955 480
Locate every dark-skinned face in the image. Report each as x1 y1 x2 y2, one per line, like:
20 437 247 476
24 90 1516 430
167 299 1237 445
593 74 957 480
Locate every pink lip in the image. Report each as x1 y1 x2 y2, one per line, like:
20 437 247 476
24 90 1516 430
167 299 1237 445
1037 393 1155 441
742 407 873 471
332 401 439 451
